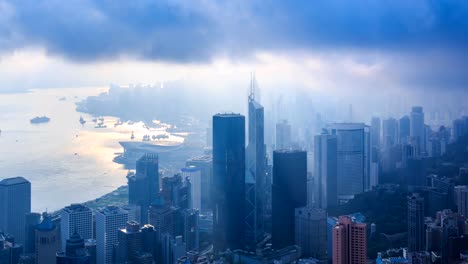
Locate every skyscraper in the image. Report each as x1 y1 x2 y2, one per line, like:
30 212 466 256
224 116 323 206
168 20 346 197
382 118 398 149
56 232 91 264
181 209 199 252
294 207 327 262
370 117 381 162
399 115 411 145
186 155 213 210
314 131 338 209
276 119 291 149
410 106 426 156
245 83 266 249
332 215 367 264
35 214 61 264
60 204 93 251
456 186 468 217
329 123 369 201
127 153 159 223
272 150 307 249
212 113 245 252
113 221 156 264
408 194 425 252
0 177 31 245
181 166 201 210
95 206 129 264
24 212 41 254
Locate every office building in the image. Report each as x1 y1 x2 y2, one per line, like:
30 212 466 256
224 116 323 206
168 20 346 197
295 207 327 262
276 119 291 149
370 117 381 162
245 87 267 249
24 212 41 254
181 209 199 252
0 177 31 245
95 206 129 264
212 113 245 252
60 204 93 251
456 186 468 217
408 194 425 252
128 153 159 224
383 118 398 149
181 166 201 210
332 215 367 264
0 232 23 264
35 214 61 264
161 174 191 210
410 107 426 156
329 123 370 200
272 150 307 249
399 116 411 145
148 203 176 240
113 221 156 264
314 132 338 209
452 116 468 142
186 156 213 210
56 232 91 264
84 239 96 264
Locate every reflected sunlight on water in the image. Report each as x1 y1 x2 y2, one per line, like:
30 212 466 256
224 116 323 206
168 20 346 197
0 87 178 212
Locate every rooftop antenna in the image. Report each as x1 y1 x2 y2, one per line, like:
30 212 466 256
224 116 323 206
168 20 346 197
249 72 255 102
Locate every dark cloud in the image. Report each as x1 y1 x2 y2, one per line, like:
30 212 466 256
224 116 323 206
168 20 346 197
1 0 468 61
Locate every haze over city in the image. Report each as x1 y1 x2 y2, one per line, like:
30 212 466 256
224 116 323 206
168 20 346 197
0 1 468 264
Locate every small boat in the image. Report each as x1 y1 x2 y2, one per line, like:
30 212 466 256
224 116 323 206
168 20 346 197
79 116 86 125
30 116 50 124
95 123 107 128
131 131 135 140
142 134 151 141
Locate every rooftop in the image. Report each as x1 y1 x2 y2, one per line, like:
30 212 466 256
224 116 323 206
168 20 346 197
0 177 30 186
63 204 91 213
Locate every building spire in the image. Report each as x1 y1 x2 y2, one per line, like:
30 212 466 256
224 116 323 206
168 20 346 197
249 72 255 101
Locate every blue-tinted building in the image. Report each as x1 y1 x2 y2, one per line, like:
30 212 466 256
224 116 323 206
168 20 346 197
314 131 338 209
245 88 267 249
127 153 159 223
272 150 307 249
212 113 245 252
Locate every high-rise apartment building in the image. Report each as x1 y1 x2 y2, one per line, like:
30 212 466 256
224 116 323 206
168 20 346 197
272 150 307 249
245 87 267 249
95 206 129 264
60 204 93 251
314 132 338 209
0 177 31 245
408 194 425 252
332 215 367 264
212 113 245 252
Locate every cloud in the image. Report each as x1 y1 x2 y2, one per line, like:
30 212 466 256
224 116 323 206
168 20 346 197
1 0 468 61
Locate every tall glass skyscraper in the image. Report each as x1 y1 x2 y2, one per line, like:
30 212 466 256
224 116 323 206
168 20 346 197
410 106 426 156
0 177 31 245
212 113 245 252
128 153 159 223
314 132 338 209
245 87 266 249
329 123 370 201
272 150 307 249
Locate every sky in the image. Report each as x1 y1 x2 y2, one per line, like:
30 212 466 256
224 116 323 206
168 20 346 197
0 0 467 100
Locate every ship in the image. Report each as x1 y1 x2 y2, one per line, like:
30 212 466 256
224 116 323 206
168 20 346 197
79 116 86 125
30 116 50 124
113 140 183 168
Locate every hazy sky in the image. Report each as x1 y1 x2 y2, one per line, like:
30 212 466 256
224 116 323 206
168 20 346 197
0 0 467 98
